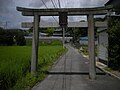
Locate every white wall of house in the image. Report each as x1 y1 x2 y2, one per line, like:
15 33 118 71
98 29 108 63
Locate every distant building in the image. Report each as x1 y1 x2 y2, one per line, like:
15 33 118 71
79 37 98 45
79 37 88 45
53 29 62 37
39 32 48 37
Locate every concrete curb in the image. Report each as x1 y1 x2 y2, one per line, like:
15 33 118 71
81 52 120 80
96 65 120 80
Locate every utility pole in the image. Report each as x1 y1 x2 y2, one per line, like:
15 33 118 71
4 21 10 29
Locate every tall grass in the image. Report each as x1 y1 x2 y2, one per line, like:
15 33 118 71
0 46 65 90
26 40 62 46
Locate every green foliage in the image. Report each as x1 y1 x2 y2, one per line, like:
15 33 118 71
0 30 14 46
67 27 87 43
26 40 62 46
0 46 65 90
15 33 26 46
0 35 14 46
47 28 55 36
108 16 120 71
79 45 98 56
0 29 26 46
0 46 31 90
51 40 62 45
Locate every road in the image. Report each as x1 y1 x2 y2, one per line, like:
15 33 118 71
32 45 120 90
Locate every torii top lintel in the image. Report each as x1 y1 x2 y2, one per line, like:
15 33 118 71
17 6 112 16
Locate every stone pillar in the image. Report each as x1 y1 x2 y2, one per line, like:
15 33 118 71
62 27 65 48
87 14 96 79
31 14 40 74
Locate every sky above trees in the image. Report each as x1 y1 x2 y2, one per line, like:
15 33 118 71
0 0 109 29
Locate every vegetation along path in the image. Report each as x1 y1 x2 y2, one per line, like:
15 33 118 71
0 45 65 90
32 44 120 90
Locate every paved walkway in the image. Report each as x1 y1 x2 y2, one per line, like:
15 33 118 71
32 45 120 90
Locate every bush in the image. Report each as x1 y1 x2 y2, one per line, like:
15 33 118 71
26 40 62 46
0 29 26 46
15 33 26 46
108 16 120 71
51 40 62 45
0 30 14 46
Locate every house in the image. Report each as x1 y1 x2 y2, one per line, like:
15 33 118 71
79 37 88 45
53 28 62 37
79 36 98 45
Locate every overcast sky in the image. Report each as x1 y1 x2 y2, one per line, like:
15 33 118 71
0 0 109 29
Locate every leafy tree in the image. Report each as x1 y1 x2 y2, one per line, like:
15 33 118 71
67 27 87 43
47 28 55 36
0 29 26 46
108 16 120 71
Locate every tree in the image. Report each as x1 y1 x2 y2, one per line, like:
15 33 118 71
108 16 120 71
0 29 26 46
67 27 87 43
47 28 55 36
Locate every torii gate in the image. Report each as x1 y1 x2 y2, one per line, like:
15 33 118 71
17 6 112 79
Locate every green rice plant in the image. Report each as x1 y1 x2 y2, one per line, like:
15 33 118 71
26 40 62 46
0 46 65 90
0 46 31 90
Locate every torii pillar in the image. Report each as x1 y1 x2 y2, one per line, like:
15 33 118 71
59 12 68 48
87 14 96 79
31 13 40 74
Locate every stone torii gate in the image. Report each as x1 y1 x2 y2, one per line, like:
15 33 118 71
17 6 112 79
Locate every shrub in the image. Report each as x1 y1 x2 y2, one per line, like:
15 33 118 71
0 30 14 46
15 33 26 46
108 16 120 71
26 40 62 46
0 29 26 46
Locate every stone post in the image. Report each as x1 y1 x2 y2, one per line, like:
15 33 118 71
31 13 40 74
62 27 65 48
87 14 96 79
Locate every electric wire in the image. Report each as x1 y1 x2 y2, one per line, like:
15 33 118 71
61 0 65 8
58 0 61 8
51 0 56 8
53 0 58 8
41 0 59 24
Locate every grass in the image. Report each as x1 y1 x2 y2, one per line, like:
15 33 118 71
79 45 98 56
26 40 62 46
0 45 66 90
105 67 120 77
79 45 88 56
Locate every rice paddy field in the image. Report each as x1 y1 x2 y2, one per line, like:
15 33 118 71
0 46 66 90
